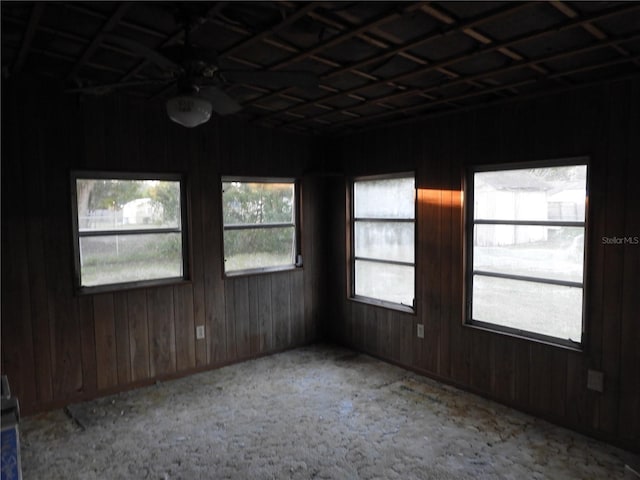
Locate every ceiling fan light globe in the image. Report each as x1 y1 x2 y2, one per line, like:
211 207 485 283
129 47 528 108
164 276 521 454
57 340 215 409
166 95 212 128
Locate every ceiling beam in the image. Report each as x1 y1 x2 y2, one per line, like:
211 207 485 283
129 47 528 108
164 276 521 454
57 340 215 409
255 2 640 123
548 1 639 66
220 2 319 59
62 3 165 39
254 2 536 117
120 2 230 83
319 53 640 131
67 2 132 80
11 2 45 75
328 71 640 135
420 3 549 77
263 4 416 72
280 31 640 128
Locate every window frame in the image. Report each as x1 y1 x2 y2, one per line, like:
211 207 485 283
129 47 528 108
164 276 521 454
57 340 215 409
220 176 301 278
70 170 190 295
464 157 589 349
348 171 417 313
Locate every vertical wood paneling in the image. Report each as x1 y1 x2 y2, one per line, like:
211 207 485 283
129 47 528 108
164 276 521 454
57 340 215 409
272 273 291 350
21 103 53 405
529 343 553 414
302 176 319 343
327 79 640 451
44 95 83 400
205 120 227 364
113 292 131 385
291 270 305 346
224 281 238 360
1 106 37 408
470 332 492 394
248 276 261 355
257 275 273 352
3 72 637 450
77 296 97 397
448 116 470 387
173 284 196 371
493 339 515 403
617 81 640 443
2 76 319 416
127 289 150 382
597 82 628 435
422 183 441 374
233 277 251 359
93 294 118 390
147 287 176 377
187 130 208 367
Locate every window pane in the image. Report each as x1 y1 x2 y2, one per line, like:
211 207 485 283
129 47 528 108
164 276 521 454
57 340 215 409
222 182 294 225
354 177 415 219
474 165 586 221
80 233 183 286
224 227 295 272
473 225 584 282
472 275 582 342
355 221 414 263
77 179 181 231
355 260 414 306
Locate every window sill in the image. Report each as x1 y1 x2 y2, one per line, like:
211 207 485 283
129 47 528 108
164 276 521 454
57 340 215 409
348 295 416 315
464 321 584 352
76 277 191 296
224 265 302 279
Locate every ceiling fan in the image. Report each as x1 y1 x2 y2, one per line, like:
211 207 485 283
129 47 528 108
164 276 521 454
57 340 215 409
66 16 319 127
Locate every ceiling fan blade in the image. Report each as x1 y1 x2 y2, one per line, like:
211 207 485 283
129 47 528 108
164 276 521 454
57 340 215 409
221 70 319 88
102 33 180 71
66 79 171 95
198 86 242 115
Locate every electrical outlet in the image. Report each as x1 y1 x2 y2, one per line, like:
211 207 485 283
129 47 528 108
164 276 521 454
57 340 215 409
416 324 424 339
587 369 604 392
196 325 205 340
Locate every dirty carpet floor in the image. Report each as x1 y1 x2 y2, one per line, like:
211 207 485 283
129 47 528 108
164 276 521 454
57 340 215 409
20 345 637 479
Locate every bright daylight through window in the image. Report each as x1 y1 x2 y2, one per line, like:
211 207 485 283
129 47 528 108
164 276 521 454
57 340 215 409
467 162 587 345
352 174 415 308
222 179 297 274
72 173 186 291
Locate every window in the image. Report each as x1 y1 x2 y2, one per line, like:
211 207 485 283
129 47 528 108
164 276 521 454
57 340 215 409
466 160 588 346
351 173 416 309
71 172 188 292
222 178 298 275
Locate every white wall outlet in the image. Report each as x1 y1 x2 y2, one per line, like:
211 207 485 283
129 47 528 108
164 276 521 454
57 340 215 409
587 369 604 392
196 325 205 340
417 324 424 339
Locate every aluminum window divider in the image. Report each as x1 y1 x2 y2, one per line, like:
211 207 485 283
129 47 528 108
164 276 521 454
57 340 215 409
78 227 182 237
354 256 414 268
472 270 583 288
223 222 295 231
474 219 585 227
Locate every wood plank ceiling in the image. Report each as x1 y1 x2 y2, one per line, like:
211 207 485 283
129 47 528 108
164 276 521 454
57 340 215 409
2 1 640 135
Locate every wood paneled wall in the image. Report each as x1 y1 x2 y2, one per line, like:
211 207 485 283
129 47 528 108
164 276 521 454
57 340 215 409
1 75 323 414
326 79 640 452
1 73 638 451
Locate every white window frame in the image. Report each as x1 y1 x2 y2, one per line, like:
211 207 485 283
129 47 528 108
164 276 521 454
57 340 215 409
221 176 299 277
70 171 189 294
464 158 589 348
350 172 416 312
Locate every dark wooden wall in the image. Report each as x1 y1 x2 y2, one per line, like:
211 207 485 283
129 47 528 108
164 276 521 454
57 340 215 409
1 75 323 414
1 73 638 451
326 78 640 452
